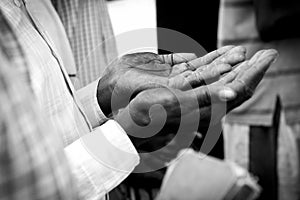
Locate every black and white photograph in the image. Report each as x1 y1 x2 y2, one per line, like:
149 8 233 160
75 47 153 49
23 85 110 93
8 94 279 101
0 0 299 199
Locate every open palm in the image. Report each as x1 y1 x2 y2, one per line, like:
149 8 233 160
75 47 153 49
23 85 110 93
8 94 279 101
97 46 246 115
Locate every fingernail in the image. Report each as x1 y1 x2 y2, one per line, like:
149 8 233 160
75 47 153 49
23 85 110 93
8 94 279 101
264 51 278 66
219 88 236 101
237 54 246 61
236 46 247 53
271 56 278 64
270 51 279 64
267 49 278 56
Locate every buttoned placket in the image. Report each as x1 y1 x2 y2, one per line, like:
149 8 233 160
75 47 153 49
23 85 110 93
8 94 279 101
20 0 93 131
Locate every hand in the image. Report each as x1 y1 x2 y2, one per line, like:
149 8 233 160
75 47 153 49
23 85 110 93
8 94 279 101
114 49 278 146
196 49 279 130
116 49 277 179
97 46 246 116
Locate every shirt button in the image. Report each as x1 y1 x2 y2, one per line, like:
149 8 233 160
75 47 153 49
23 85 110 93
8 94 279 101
13 0 22 7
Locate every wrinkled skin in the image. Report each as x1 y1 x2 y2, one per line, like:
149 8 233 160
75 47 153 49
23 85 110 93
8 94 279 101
113 48 278 191
115 49 278 154
97 46 246 116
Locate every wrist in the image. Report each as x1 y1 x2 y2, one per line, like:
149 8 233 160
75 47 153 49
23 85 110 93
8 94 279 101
114 107 147 149
96 78 113 117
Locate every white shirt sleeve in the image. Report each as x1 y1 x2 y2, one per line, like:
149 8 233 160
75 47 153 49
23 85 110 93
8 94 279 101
76 78 108 128
64 120 140 200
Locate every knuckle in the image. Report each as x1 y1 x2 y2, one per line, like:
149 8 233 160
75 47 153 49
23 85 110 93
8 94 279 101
185 62 195 70
194 71 205 84
199 86 212 105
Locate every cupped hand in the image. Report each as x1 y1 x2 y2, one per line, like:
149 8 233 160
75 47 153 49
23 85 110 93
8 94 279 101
115 49 277 180
97 46 246 116
114 49 278 146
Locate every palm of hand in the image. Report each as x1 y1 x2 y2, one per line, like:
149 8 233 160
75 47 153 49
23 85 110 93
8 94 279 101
118 49 278 136
98 46 246 115
116 49 278 184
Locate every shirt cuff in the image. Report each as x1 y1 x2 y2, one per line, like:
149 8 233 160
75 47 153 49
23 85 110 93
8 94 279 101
64 120 139 200
76 79 107 128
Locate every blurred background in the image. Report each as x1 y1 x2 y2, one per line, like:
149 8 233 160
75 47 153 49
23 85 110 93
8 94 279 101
107 0 158 54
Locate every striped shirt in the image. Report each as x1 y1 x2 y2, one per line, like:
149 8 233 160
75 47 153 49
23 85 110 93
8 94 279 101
0 0 139 199
52 0 118 88
218 0 300 125
0 9 77 200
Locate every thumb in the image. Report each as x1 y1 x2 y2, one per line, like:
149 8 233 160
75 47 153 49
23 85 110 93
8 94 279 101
218 87 237 101
189 85 237 108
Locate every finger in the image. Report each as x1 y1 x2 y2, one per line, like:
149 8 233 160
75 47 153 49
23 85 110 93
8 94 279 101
226 49 278 101
170 46 235 74
170 62 191 76
206 49 270 84
185 46 245 82
159 53 197 65
122 52 159 65
185 46 235 70
212 46 246 66
186 84 237 108
248 49 266 66
186 64 232 87
219 61 249 84
173 53 197 63
237 49 278 91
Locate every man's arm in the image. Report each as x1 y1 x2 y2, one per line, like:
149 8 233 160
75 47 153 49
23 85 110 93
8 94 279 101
76 79 108 128
0 45 139 200
0 53 78 200
64 120 139 199
74 52 200 128
75 46 246 129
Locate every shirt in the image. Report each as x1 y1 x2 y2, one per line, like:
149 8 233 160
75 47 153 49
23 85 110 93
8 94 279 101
52 0 118 88
218 0 300 126
0 10 77 200
0 0 139 199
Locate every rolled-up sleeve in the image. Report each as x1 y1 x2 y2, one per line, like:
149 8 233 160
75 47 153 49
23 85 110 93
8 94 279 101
76 79 107 128
65 120 140 200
